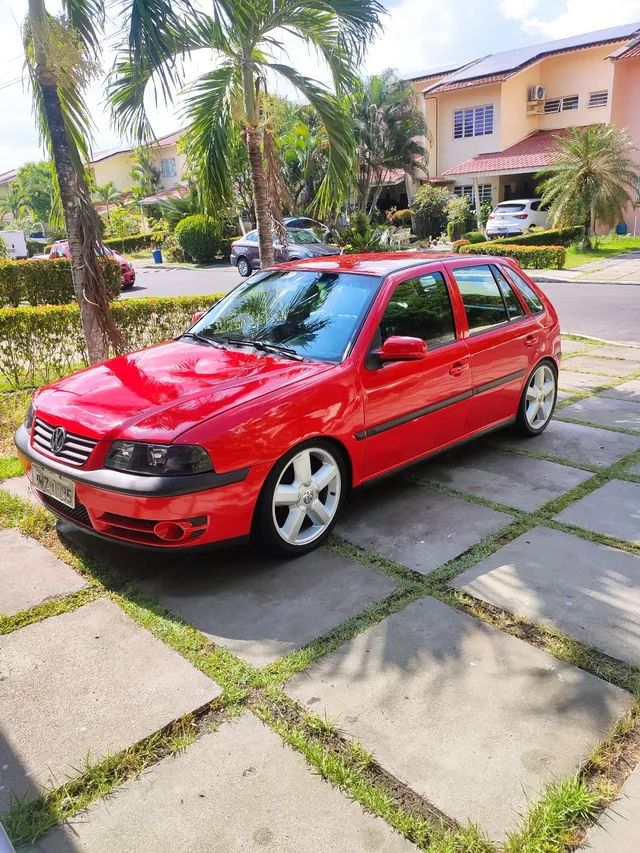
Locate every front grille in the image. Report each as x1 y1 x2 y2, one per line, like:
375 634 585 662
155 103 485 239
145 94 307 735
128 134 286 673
33 418 98 467
40 493 92 527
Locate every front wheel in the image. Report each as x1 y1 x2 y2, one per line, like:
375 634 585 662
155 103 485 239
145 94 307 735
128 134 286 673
515 361 557 436
254 441 346 556
236 256 251 277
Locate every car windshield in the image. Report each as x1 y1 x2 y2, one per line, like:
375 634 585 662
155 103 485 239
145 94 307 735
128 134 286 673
189 269 381 362
285 228 321 245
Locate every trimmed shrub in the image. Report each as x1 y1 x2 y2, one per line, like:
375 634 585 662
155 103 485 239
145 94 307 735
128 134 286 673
103 233 154 254
462 231 485 244
26 240 45 257
175 215 219 263
451 239 470 253
0 236 6 260
459 242 566 269
0 259 122 307
491 226 582 247
0 293 226 389
412 184 449 239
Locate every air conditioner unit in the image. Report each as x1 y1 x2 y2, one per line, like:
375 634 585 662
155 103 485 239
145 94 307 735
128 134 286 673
527 85 546 102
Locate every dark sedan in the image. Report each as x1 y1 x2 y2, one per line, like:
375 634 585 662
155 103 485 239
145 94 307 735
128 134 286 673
230 228 340 277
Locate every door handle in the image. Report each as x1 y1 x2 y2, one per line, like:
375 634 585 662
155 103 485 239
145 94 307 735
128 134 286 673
525 334 538 347
449 359 469 377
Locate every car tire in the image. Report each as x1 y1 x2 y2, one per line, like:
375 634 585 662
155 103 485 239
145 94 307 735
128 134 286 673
253 439 347 556
515 359 558 437
236 257 251 277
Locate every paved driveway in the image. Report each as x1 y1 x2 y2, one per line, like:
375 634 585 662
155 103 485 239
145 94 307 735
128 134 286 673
1 337 639 850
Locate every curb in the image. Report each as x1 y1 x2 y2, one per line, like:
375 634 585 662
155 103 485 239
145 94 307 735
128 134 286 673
531 276 640 287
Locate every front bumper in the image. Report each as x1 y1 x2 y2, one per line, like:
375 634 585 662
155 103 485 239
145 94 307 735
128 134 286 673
15 425 260 548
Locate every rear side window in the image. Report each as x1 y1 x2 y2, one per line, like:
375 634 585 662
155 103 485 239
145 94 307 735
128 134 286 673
380 271 456 348
530 201 540 211
490 265 525 319
452 265 509 333
501 265 544 314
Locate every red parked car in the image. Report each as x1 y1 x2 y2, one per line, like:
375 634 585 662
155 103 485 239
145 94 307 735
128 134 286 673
48 240 136 288
15 253 560 555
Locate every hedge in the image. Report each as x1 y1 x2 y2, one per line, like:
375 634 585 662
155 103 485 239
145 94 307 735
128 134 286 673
0 259 122 307
103 233 154 253
0 293 225 389
491 226 582 247
459 242 566 269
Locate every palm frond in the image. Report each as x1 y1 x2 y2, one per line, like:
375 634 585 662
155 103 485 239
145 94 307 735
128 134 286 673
271 64 353 215
62 0 104 57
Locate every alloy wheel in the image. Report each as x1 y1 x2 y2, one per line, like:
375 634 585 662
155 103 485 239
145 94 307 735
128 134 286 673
271 446 341 546
525 364 556 430
237 257 250 277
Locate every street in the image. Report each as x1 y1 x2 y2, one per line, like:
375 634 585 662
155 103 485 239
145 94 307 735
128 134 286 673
128 262 640 345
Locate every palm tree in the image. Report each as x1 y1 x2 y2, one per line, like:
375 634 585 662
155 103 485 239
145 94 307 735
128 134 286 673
352 69 427 216
109 0 383 267
93 180 121 223
24 0 120 362
537 125 640 251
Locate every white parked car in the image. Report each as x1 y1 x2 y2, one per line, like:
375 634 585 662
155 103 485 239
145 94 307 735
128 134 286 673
0 230 28 259
486 199 548 239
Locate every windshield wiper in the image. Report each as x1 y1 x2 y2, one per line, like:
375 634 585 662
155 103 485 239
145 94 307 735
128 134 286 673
222 337 304 361
180 332 224 348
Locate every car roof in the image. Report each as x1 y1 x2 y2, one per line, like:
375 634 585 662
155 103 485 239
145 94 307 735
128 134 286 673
275 251 514 276
495 198 540 204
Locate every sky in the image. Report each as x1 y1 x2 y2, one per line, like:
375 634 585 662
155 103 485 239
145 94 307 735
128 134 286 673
1 0 640 173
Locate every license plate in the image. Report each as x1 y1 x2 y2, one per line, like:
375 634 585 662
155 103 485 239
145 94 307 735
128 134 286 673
32 464 75 509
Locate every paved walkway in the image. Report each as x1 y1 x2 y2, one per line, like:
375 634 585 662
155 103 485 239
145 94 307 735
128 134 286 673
0 338 639 851
531 250 640 285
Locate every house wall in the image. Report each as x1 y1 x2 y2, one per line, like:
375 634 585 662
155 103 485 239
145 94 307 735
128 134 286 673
148 143 188 190
90 153 134 191
611 55 640 233
434 84 502 175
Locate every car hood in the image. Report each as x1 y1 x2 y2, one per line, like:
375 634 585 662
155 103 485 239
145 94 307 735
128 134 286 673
33 340 333 443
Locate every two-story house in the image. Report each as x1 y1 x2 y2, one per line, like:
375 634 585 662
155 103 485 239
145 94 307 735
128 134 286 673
408 22 640 230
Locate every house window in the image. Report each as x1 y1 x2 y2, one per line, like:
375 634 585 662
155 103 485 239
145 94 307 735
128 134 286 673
160 157 177 178
454 184 492 205
453 105 494 139
544 95 578 113
588 90 608 108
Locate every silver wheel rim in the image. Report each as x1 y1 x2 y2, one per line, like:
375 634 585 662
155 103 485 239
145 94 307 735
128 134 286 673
272 447 341 546
238 258 249 275
525 364 556 429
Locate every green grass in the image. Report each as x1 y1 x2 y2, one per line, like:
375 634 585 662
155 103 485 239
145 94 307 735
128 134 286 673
564 235 640 269
0 391 31 455
0 587 102 635
0 456 23 480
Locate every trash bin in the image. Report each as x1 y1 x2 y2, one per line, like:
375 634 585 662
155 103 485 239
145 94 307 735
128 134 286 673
151 248 163 263
615 222 628 236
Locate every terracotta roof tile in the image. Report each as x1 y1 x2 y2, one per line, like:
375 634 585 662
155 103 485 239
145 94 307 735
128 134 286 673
442 129 570 176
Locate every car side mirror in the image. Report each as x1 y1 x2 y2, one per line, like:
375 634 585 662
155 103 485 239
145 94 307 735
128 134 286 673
378 336 428 362
191 310 206 325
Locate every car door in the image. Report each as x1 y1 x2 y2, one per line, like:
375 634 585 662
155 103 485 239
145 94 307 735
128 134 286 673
358 268 472 479
449 262 541 433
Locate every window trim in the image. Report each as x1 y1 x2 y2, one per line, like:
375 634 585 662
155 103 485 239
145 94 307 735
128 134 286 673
499 264 545 315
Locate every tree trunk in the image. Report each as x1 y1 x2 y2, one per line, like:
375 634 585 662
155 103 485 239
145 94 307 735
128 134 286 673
28 0 120 364
580 211 592 252
246 127 275 267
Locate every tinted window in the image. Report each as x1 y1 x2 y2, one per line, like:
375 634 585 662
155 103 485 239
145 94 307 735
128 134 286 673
530 201 540 211
379 272 456 348
501 266 544 314
495 203 526 213
452 265 509 332
491 265 525 319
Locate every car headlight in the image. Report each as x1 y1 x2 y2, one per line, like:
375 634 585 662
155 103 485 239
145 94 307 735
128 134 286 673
24 400 35 430
104 441 213 475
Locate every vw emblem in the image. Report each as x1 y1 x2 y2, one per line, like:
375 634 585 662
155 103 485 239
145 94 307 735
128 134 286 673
302 489 314 505
50 426 66 455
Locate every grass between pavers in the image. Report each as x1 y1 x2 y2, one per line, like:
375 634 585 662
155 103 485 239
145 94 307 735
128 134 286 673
0 586 102 634
554 414 640 436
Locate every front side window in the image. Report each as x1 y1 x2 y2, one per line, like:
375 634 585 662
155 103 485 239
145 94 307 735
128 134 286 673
500 265 544 314
190 269 381 362
160 157 177 178
378 272 456 349
452 265 509 333
453 104 494 139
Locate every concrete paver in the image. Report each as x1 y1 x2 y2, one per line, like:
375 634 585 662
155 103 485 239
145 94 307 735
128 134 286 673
583 765 640 853
287 597 630 840
29 714 413 853
558 370 609 392
599 379 640 404
565 356 632 377
590 345 640 363
493 420 640 469
560 339 591 354
452 527 640 666
559 396 640 431
555 480 640 544
0 474 40 506
137 547 396 667
417 445 592 511
0 599 219 809
627 463 640 476
337 479 511 575
0 529 87 616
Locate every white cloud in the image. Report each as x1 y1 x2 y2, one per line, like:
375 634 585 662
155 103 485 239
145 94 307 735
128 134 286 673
498 0 539 22
510 0 640 39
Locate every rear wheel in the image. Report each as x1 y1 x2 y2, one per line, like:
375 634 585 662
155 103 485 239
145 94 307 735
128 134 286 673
236 256 251 277
515 361 557 436
254 440 345 556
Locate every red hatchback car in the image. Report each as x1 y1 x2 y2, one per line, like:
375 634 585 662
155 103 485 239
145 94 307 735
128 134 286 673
48 240 136 288
15 253 560 555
